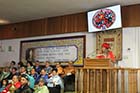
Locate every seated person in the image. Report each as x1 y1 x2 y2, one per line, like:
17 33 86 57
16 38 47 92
47 68 64 93
34 61 41 74
35 69 48 85
0 79 8 92
9 61 16 72
55 63 64 77
7 67 18 80
63 62 75 76
3 75 21 93
44 61 53 75
63 62 75 91
0 67 11 81
15 74 33 93
34 78 49 93
30 68 38 80
27 61 33 74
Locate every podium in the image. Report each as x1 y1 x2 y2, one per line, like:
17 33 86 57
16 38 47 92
84 58 113 68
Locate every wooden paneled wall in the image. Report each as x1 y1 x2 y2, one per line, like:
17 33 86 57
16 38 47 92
0 19 47 39
122 4 140 27
0 4 140 39
47 13 87 35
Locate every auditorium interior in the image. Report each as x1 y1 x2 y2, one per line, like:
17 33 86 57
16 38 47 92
0 1 140 93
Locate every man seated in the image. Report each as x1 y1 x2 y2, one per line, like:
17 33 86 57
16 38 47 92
63 62 75 91
15 74 33 93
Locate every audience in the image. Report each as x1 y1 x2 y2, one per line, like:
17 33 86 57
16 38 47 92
0 60 76 93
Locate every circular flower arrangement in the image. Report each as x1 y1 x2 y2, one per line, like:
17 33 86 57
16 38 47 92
92 9 116 30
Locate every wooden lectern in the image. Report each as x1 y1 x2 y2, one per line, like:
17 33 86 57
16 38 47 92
84 58 113 68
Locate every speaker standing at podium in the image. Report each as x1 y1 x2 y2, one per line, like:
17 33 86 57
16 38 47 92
96 43 116 63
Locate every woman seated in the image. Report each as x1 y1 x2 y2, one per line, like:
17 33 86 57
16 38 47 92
0 79 8 92
34 78 49 93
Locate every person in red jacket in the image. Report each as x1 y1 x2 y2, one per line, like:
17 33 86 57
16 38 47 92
96 43 116 62
1 75 21 93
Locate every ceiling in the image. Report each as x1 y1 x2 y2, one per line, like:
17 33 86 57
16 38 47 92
0 0 140 25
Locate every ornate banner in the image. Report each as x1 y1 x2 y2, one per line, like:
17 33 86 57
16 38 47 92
96 28 122 61
20 36 85 66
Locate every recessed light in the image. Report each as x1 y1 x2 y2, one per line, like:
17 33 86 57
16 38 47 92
0 19 10 25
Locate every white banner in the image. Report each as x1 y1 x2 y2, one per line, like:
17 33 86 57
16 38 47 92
33 45 78 62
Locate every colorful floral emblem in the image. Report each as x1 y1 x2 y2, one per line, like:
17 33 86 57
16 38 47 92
92 9 116 30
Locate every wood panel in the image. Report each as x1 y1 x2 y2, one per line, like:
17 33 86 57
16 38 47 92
75 68 140 93
122 4 140 27
0 19 47 39
84 58 113 68
29 19 46 36
47 12 87 35
0 4 140 39
0 24 14 39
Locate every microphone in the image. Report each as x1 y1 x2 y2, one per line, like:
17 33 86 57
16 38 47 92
87 49 97 58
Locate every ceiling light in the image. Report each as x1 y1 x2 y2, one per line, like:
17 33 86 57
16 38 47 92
0 19 10 25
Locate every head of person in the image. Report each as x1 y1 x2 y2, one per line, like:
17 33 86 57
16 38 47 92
67 61 73 67
20 74 29 85
20 66 27 73
45 61 50 67
30 68 36 75
27 61 33 67
101 43 110 52
3 66 10 72
2 79 8 86
38 78 45 86
12 75 19 83
35 60 40 66
52 68 58 76
11 67 17 74
56 63 61 68
10 61 16 66
18 61 24 68
40 69 46 76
